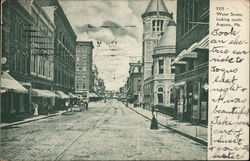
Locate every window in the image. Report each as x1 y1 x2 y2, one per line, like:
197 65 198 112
76 46 80 52
49 63 51 78
169 87 174 104
83 47 87 52
157 87 164 104
171 66 175 74
158 94 163 104
151 65 154 75
188 59 196 70
158 87 164 92
152 20 164 32
83 83 86 89
159 59 164 74
134 67 139 73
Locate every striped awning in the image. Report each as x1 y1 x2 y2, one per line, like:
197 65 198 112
31 89 58 98
178 35 209 61
56 91 69 99
195 35 209 50
179 51 198 61
1 72 28 93
171 50 187 65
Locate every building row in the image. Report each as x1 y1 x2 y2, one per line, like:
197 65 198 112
121 0 209 125
1 0 103 121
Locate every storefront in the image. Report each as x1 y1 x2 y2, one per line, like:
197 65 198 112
31 88 58 115
171 36 209 125
1 72 28 121
55 91 70 110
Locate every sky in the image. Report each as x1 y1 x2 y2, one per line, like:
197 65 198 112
59 0 176 91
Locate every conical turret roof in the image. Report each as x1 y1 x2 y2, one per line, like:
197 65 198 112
144 0 170 14
158 19 176 47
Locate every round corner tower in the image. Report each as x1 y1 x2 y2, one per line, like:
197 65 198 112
141 0 173 81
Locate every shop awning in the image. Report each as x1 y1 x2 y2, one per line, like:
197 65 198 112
68 92 77 98
171 50 188 66
89 92 98 98
31 89 58 98
178 35 209 61
1 72 28 93
194 35 209 50
1 89 7 93
174 81 186 86
56 91 69 99
179 51 198 61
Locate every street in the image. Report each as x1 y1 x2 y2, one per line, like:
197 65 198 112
0 100 207 160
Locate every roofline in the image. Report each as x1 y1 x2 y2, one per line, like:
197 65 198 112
141 11 173 19
76 41 94 48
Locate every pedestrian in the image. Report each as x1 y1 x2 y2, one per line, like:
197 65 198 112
65 100 69 111
47 104 52 116
151 105 155 116
85 101 88 111
34 103 38 116
150 115 158 130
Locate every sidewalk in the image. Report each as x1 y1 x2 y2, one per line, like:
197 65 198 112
127 103 207 146
0 110 67 129
0 101 105 129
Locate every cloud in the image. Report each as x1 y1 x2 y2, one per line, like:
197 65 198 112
59 0 176 90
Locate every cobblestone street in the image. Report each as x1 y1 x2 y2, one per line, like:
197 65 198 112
0 100 207 160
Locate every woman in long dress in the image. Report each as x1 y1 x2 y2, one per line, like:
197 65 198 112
34 103 38 116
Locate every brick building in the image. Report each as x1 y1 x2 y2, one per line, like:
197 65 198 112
75 41 94 97
171 0 209 125
1 0 33 118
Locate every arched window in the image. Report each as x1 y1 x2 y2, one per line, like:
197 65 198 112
157 87 164 104
134 67 139 73
158 87 164 92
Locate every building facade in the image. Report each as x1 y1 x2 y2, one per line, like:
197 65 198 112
97 78 105 97
127 62 142 103
152 19 176 109
141 0 173 108
28 1 55 92
75 41 94 96
171 0 209 125
1 0 33 117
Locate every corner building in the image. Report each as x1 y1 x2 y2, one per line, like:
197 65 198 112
152 19 176 112
141 0 173 108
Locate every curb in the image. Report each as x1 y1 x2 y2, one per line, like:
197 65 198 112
126 105 207 146
1 111 67 129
